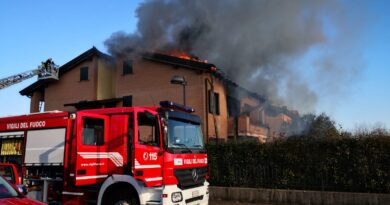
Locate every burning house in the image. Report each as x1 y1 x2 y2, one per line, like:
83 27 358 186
19 47 301 143
19 0 359 142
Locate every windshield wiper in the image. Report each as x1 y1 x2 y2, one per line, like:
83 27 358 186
172 143 192 153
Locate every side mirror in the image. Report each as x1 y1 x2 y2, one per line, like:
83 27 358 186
17 184 28 195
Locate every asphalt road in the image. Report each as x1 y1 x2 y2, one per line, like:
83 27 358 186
210 201 272 205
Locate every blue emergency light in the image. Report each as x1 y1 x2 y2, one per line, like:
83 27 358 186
159 101 195 113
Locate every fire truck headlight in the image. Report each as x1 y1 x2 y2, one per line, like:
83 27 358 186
171 192 183 202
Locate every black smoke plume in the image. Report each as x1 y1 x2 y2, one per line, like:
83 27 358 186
105 0 365 113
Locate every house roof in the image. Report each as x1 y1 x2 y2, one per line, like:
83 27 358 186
215 69 266 103
20 47 113 96
20 47 263 103
20 48 216 96
141 52 216 72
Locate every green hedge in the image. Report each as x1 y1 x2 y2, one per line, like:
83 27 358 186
206 136 390 193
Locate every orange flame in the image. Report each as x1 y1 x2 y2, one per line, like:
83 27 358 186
162 50 209 63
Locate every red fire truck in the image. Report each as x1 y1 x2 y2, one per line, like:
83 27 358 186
0 101 209 205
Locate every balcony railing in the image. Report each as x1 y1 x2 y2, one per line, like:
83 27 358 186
228 116 268 143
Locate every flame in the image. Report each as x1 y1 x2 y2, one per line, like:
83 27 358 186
170 50 193 60
160 50 209 63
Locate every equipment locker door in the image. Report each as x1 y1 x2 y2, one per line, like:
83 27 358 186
133 110 163 187
74 113 110 186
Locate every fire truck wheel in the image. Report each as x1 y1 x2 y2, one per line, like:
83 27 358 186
108 188 138 205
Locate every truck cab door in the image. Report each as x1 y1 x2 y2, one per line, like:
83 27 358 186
133 110 163 187
0 164 19 184
74 113 110 186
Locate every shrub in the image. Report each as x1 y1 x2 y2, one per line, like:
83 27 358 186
206 136 390 193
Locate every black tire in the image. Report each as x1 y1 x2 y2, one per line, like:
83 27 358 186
105 188 138 205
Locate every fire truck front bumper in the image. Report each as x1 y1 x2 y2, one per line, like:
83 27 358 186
161 181 209 205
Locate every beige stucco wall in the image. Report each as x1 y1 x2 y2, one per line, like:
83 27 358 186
28 53 231 140
115 58 203 108
44 57 98 112
115 57 229 140
227 95 269 142
266 113 292 138
227 116 268 143
205 76 228 141
97 59 115 100
29 90 43 113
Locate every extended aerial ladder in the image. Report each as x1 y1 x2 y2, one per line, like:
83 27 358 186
0 59 59 90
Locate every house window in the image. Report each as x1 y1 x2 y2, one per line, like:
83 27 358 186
123 60 133 75
82 118 104 146
123 95 132 107
227 96 240 117
80 67 89 81
39 101 45 112
259 110 264 126
242 104 252 115
209 91 220 115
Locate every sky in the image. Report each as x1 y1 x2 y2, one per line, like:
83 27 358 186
0 0 389 131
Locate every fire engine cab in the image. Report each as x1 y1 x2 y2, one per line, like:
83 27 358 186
0 101 209 205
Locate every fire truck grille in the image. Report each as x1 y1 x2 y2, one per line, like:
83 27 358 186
174 167 207 190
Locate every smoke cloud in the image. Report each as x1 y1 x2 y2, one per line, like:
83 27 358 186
105 0 365 113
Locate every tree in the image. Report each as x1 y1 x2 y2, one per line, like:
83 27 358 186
306 113 339 139
300 113 316 135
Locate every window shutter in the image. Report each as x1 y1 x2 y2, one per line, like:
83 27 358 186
215 92 220 115
80 67 89 81
123 95 133 107
123 60 133 75
209 91 220 115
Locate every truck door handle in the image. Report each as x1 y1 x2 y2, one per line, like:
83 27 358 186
158 150 163 156
77 169 86 175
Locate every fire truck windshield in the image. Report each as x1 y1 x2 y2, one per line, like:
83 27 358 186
167 119 204 150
